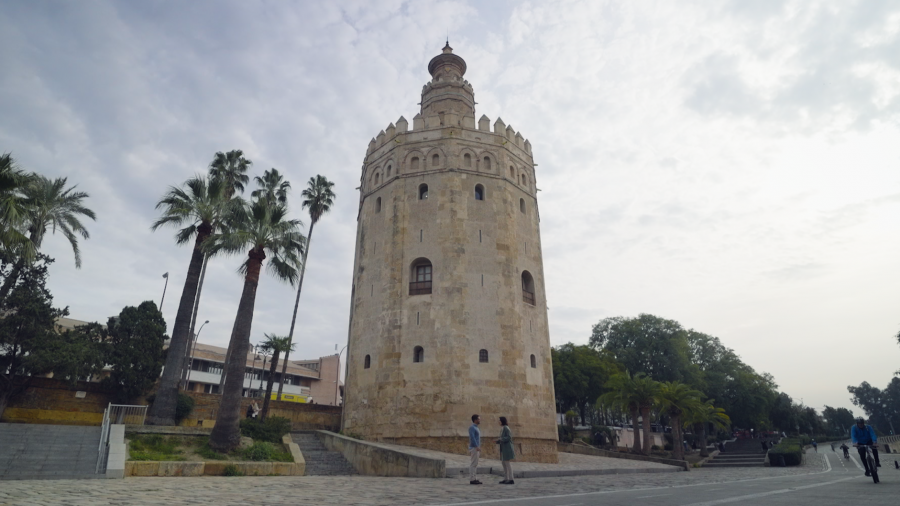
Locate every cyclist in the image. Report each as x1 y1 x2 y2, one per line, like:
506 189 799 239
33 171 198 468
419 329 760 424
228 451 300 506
851 417 881 476
811 439 817 452
840 443 850 458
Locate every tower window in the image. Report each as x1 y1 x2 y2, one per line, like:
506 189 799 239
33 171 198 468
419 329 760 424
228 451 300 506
520 198 525 214
419 184 429 200
474 184 484 201
413 346 424 363
509 166 515 179
483 157 491 171
410 258 433 295
479 349 489 363
530 354 536 368
364 355 371 369
411 157 420 171
464 153 472 168
521 174 526 186
522 270 535 306
432 154 440 166
375 173 380 185
375 197 381 213
387 164 392 178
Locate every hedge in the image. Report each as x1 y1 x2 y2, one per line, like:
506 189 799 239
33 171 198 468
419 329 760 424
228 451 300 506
768 438 802 466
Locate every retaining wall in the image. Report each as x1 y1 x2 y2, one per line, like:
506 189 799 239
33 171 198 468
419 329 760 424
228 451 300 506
318 430 446 478
558 442 690 471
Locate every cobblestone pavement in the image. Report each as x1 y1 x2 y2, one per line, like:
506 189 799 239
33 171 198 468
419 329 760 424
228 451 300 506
0 453 832 506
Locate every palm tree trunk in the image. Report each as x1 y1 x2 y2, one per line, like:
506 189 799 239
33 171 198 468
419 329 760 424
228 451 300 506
147 223 211 425
276 221 314 401
671 414 684 460
260 350 281 421
180 253 209 390
697 422 709 457
208 249 264 452
630 406 642 454
640 404 653 455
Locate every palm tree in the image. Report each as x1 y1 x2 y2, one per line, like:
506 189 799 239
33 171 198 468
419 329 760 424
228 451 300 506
206 199 304 452
257 333 294 421
0 175 96 303
145 175 229 425
657 381 704 460
251 169 291 206
632 373 662 455
683 400 730 457
209 149 251 199
276 175 335 401
0 153 33 262
600 373 642 454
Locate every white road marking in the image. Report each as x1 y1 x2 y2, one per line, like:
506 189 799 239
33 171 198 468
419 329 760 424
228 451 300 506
637 494 669 498
680 475 859 506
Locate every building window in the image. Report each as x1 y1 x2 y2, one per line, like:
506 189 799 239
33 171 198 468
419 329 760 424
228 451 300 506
387 164 392 178
375 197 381 213
483 157 491 171
375 173 380 185
432 154 440 166
464 153 472 168
413 346 424 363
364 355 371 369
522 270 535 305
474 184 484 201
410 258 433 295
479 349 489 363
520 198 525 214
521 175 527 186
419 184 429 200
530 354 537 368
411 157 420 171
509 166 515 179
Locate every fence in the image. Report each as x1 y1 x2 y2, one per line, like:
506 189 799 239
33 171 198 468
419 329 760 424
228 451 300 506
95 403 148 474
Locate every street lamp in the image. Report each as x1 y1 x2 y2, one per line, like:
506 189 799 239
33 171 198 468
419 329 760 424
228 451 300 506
160 272 169 310
183 320 209 391
334 344 348 406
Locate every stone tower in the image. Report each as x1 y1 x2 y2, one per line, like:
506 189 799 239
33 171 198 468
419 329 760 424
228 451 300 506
342 43 558 463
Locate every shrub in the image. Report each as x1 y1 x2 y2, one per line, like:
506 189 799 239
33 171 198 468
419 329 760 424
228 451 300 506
651 445 661 451
243 442 274 461
222 464 244 476
557 424 575 443
768 438 803 466
239 416 292 443
196 438 228 461
127 434 184 461
175 393 195 425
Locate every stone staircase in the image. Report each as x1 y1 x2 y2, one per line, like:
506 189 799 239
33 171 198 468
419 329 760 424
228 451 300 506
291 431 356 476
0 423 107 480
703 438 772 468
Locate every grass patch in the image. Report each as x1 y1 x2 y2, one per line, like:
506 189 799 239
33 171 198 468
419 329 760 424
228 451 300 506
222 464 244 476
127 434 293 463
128 434 185 461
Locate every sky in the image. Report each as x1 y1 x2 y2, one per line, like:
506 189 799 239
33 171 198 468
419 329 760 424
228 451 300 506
1 0 898 414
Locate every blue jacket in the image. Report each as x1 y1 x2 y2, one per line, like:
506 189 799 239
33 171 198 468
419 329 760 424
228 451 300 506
469 424 481 449
851 424 877 445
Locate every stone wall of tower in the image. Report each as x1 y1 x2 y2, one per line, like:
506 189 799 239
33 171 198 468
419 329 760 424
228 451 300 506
343 49 558 463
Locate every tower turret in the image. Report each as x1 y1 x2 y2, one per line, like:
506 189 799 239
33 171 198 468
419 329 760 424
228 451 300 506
420 42 475 122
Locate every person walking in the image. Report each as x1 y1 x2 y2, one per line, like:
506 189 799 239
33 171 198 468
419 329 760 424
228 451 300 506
496 417 516 485
811 440 817 453
468 414 482 485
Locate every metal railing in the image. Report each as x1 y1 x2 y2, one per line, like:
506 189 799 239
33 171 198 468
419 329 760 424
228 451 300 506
522 290 535 305
409 281 432 295
95 403 148 474
96 405 110 474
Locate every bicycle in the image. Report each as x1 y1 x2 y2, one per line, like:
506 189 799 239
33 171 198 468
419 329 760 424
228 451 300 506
858 444 879 483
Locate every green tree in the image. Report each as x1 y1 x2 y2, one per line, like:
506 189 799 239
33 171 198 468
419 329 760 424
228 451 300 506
102 301 168 403
0 153 34 261
848 379 900 435
632 373 662 455
206 198 304 452
552 344 620 425
209 149 251 199
0 255 105 418
258 334 294 421
683 400 730 457
657 381 703 460
146 175 230 425
600 372 644 454
0 175 96 303
251 169 291 207
822 406 855 437
276 175 335 401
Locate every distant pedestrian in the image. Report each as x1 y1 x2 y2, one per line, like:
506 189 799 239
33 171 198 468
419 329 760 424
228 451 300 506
468 414 482 485
496 417 516 484
246 404 254 419
761 441 768 452
251 401 260 418
811 440 817 453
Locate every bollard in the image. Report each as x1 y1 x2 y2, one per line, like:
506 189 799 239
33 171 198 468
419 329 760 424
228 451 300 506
894 460 898 469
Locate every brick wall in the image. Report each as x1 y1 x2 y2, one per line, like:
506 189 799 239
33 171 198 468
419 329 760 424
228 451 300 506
179 392 342 431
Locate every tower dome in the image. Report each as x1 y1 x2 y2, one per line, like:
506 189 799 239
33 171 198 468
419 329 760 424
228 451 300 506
342 45 557 463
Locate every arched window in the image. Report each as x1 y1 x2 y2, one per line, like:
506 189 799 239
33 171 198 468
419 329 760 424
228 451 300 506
520 198 525 214
375 197 381 213
522 271 535 305
411 157 420 171
464 153 472 168
509 166 515 179
364 355 371 369
410 258 432 295
483 157 491 171
413 346 424 363
375 173 380 185
474 184 484 201
479 349 489 363
387 165 392 178
432 154 440 166
418 184 429 200
530 354 536 368
521 174 527 186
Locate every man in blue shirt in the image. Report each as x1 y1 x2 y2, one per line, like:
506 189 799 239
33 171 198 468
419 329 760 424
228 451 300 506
851 416 881 476
469 414 482 485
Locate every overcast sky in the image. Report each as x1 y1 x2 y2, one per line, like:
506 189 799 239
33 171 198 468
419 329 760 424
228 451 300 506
2 1 898 414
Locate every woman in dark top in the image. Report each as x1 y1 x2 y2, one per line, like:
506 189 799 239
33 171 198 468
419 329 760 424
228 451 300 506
496 416 516 484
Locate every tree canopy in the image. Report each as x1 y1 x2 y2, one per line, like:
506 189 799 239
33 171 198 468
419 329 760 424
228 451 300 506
102 301 168 403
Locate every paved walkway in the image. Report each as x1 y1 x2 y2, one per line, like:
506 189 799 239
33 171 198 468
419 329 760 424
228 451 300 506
0 423 104 480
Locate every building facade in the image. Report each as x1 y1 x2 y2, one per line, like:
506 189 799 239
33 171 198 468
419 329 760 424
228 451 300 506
342 44 558 462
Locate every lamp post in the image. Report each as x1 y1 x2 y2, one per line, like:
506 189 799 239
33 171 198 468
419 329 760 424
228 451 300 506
334 344 348 406
183 320 209 391
160 272 169 310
